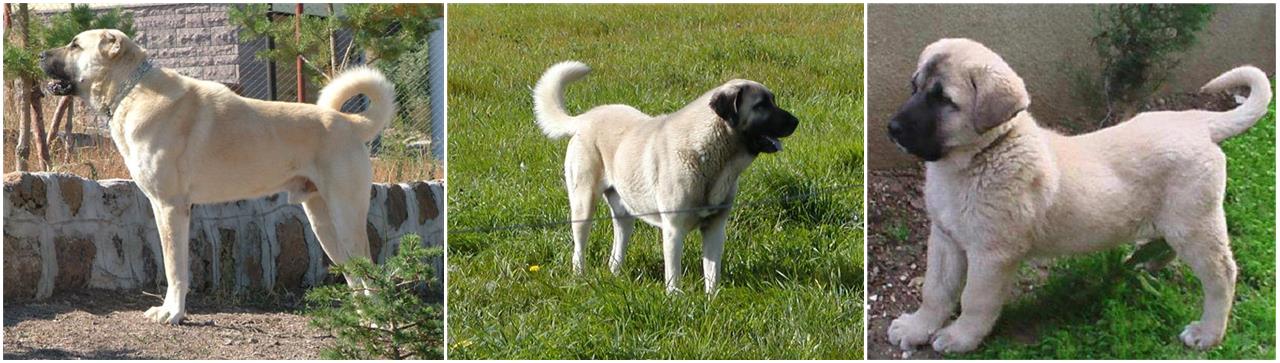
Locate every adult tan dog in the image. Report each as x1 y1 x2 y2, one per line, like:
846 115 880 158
885 38 1271 353
533 61 798 293
40 29 395 324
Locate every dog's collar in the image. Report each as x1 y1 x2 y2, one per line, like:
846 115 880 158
971 119 1018 164
95 59 155 119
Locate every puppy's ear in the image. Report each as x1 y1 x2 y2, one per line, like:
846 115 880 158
100 31 124 59
710 85 740 126
969 65 1029 133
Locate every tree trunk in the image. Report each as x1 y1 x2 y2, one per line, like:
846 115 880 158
13 4 31 171
29 83 51 170
48 96 74 160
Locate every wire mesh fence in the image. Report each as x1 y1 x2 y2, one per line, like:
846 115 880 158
4 4 443 181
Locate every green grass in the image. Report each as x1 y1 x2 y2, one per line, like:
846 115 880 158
446 4 864 359
959 86 1277 359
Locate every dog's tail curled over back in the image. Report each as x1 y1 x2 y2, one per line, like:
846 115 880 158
318 66 397 142
1200 66 1272 143
533 61 591 139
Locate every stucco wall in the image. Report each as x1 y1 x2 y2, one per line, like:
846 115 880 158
867 4 1276 170
3 172 443 301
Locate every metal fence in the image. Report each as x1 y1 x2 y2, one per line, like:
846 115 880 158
8 4 443 164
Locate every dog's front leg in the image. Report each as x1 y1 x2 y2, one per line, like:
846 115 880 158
699 210 731 294
144 199 192 325
661 218 691 293
930 251 1019 353
889 225 965 350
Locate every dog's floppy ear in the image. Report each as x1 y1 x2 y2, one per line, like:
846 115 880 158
100 31 125 59
969 65 1029 133
710 85 741 126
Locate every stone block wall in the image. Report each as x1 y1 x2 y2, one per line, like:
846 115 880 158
3 172 443 301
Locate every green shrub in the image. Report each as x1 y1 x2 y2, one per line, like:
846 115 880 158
1091 4 1214 123
305 234 444 359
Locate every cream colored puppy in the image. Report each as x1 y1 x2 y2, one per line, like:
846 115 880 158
40 29 396 324
885 38 1270 353
533 61 798 293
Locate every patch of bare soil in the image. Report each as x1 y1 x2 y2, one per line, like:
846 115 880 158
3 289 331 360
865 91 1244 359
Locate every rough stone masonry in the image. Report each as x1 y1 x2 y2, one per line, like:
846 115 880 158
3 172 443 301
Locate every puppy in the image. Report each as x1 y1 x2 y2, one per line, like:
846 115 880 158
885 38 1271 352
532 61 798 293
40 29 396 324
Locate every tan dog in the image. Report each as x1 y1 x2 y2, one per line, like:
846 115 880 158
885 38 1271 352
40 29 396 324
532 61 798 293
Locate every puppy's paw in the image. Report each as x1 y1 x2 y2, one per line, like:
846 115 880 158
888 313 939 351
144 304 186 325
1179 321 1223 350
931 324 983 354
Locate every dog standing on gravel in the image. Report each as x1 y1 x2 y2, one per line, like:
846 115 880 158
533 61 798 293
40 29 396 324
885 38 1271 353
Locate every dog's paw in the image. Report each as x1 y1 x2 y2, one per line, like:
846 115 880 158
144 304 186 325
888 313 939 351
931 324 983 354
1179 321 1223 350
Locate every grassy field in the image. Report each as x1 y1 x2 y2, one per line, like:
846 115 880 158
446 4 864 359
957 88 1277 359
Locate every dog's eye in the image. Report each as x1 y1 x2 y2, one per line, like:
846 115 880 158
69 41 79 49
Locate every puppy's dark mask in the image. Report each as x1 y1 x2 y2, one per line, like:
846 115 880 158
711 83 799 154
888 81 950 161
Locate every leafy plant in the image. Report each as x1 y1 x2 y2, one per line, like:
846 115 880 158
226 4 440 85
304 234 444 360
3 4 135 81
1091 4 1214 123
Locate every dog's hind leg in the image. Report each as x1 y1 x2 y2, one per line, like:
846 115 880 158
304 164 374 292
144 198 192 325
604 187 635 275
699 209 730 294
1162 207 1235 350
565 146 602 274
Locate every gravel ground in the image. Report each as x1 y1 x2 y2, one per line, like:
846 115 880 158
3 289 331 359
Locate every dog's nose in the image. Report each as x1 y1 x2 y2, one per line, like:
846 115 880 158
888 119 905 138
39 51 47 61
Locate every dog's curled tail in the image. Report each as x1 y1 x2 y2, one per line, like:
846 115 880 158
318 66 397 142
1201 66 1272 143
533 61 591 139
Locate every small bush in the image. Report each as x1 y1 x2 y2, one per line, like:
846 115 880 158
305 234 444 359
1091 4 1215 123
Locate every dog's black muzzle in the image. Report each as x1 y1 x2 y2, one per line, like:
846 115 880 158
747 108 799 154
888 83 947 161
39 49 77 96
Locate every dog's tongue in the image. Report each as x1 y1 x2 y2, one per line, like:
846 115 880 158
760 136 783 153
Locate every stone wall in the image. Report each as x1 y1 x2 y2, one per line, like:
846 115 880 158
867 4 1276 170
3 172 443 301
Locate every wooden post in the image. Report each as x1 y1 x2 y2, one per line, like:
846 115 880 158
295 3 305 103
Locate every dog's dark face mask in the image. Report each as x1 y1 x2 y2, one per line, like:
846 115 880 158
712 83 799 154
40 43 82 96
888 80 952 162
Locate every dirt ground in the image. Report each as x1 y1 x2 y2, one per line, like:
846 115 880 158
3 289 330 359
865 91 1243 359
